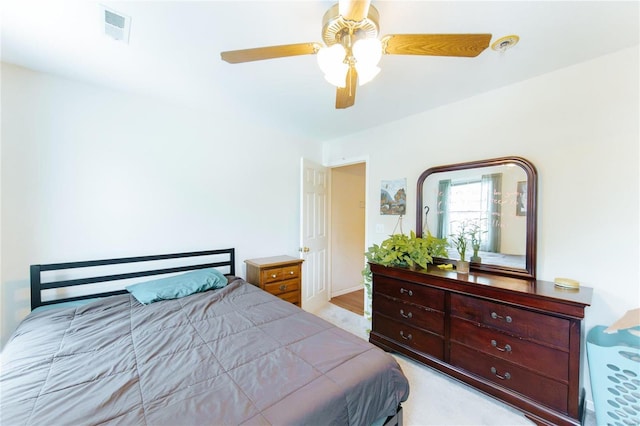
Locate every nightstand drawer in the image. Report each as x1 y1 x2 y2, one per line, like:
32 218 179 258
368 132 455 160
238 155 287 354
261 266 300 284
279 291 300 304
264 279 300 296
262 267 283 283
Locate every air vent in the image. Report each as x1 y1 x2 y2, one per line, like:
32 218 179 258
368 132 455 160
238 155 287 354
101 5 131 43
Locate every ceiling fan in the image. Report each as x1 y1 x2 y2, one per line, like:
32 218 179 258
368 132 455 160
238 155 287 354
220 0 491 109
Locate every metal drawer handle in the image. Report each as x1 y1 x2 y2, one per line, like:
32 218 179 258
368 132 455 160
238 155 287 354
289 271 294 275
271 274 277 278
400 331 412 340
490 367 511 380
400 288 413 296
491 312 512 323
491 339 512 353
279 285 287 291
400 309 413 319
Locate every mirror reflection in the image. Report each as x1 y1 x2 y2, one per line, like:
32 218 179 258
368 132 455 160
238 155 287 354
422 165 527 269
417 157 537 278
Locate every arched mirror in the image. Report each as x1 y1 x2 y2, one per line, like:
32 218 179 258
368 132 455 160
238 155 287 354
417 156 537 279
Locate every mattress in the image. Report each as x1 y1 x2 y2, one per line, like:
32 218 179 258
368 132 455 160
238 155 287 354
1 277 409 425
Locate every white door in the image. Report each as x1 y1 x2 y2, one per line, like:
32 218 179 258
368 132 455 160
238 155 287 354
300 158 329 312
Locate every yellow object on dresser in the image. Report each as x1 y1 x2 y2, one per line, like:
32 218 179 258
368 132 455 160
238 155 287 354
245 256 304 306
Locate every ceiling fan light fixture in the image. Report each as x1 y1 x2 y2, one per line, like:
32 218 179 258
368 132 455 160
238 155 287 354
323 67 349 88
355 64 380 86
353 37 382 85
317 44 346 74
353 38 382 65
318 44 349 87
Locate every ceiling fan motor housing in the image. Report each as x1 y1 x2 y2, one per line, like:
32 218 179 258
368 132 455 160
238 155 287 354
322 4 380 47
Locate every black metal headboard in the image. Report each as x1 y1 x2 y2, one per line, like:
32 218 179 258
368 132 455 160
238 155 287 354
30 248 235 310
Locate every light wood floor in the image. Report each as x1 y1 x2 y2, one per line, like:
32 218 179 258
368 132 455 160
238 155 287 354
329 289 364 316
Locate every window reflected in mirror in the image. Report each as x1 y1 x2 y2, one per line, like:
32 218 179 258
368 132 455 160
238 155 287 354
417 157 537 279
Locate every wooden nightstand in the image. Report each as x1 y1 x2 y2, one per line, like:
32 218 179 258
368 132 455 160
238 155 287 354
244 256 304 306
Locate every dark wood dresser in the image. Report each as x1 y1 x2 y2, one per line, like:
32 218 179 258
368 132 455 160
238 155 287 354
369 263 593 426
245 256 304 306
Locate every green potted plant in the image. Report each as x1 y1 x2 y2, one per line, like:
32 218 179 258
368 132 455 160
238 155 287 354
362 231 447 317
469 221 486 263
450 221 471 273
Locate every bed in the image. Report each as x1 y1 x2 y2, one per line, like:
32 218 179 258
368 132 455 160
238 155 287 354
1 248 409 425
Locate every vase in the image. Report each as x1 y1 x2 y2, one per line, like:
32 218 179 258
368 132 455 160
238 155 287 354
457 260 470 274
470 255 481 263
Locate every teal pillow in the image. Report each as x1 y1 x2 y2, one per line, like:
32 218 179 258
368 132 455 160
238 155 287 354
126 268 228 305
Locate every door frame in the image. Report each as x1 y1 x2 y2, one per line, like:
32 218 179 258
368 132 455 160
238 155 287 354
300 156 369 312
326 156 370 302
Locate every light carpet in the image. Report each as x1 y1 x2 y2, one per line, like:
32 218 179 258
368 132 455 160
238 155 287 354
313 302 596 426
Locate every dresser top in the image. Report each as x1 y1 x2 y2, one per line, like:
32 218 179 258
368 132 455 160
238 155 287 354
370 263 593 316
432 266 591 304
244 255 304 268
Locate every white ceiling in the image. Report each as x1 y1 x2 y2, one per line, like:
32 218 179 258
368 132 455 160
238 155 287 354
2 1 639 141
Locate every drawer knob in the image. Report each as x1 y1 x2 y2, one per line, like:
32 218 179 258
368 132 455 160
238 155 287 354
279 285 287 291
400 330 413 340
491 312 512 323
491 339 512 353
490 367 511 380
400 288 413 296
400 309 413 319
271 274 277 278
289 271 294 275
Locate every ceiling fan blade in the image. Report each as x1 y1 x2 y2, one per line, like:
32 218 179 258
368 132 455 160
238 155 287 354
221 42 321 63
335 66 358 109
381 34 492 57
339 0 371 21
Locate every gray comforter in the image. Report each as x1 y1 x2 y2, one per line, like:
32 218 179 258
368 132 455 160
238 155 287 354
1 278 409 425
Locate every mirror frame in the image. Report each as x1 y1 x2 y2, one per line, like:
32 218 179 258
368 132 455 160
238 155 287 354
416 156 538 279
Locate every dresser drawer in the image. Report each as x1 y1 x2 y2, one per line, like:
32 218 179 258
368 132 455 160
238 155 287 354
373 294 444 335
264 279 300 296
261 265 300 284
450 318 569 380
374 275 444 311
450 294 570 349
373 315 444 359
450 343 569 413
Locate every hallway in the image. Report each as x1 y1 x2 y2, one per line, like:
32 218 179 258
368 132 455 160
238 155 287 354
329 289 364 316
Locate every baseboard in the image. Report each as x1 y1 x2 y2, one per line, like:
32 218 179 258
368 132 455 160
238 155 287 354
331 285 363 298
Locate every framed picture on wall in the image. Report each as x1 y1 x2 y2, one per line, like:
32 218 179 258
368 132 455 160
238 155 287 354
380 178 406 215
516 181 527 216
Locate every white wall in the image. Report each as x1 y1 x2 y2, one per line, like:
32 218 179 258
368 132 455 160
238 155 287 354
323 46 639 406
1 62 323 348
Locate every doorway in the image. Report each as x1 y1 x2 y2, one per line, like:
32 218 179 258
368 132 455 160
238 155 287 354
329 162 366 314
